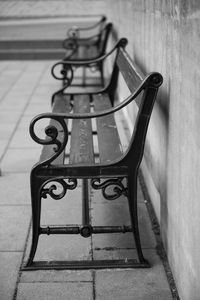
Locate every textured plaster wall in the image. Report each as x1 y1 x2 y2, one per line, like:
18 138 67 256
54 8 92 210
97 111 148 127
0 0 106 18
106 0 200 299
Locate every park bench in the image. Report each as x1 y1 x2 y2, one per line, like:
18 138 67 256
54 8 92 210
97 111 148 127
66 15 107 39
61 17 112 87
25 38 163 270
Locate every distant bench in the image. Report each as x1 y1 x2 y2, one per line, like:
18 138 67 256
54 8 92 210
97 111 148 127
60 16 112 87
25 38 163 270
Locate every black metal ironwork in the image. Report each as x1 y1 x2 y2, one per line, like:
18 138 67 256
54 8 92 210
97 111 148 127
29 115 69 167
62 38 78 58
23 259 149 271
25 42 163 270
41 179 77 200
56 22 113 87
52 38 127 95
67 16 106 39
91 178 128 200
39 225 133 235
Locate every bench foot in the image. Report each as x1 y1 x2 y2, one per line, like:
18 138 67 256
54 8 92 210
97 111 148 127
22 259 150 271
26 175 43 267
128 175 147 265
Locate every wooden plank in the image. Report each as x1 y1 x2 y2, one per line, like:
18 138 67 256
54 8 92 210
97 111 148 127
39 94 71 165
69 95 95 164
117 49 144 106
93 94 123 163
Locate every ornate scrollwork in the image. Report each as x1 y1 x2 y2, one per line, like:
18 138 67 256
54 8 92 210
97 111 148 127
51 62 74 83
91 178 128 200
62 38 78 59
29 115 69 167
41 178 78 200
67 26 80 39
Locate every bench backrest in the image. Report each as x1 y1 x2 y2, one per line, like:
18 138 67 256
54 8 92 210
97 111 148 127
67 15 107 39
98 23 113 56
108 42 163 165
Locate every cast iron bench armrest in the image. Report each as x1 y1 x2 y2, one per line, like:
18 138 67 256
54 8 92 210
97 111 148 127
30 72 161 150
63 23 112 52
52 38 127 83
67 16 106 38
63 32 101 50
60 22 113 87
61 38 126 65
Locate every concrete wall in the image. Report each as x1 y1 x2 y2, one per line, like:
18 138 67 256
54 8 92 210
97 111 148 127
105 0 200 299
0 0 106 18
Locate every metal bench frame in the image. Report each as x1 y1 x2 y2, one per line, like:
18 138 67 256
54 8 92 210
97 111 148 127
60 20 112 87
24 39 163 270
66 15 107 39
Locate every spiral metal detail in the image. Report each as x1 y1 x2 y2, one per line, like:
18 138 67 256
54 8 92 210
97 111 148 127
51 62 74 82
29 115 69 167
91 178 128 200
41 179 78 200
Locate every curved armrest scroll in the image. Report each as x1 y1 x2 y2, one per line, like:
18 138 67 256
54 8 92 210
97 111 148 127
61 38 128 66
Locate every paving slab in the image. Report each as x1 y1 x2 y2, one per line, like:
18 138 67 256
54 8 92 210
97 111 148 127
0 140 9 159
0 110 21 124
16 282 93 300
92 200 156 249
0 252 22 300
1 148 41 173
0 123 17 140
9 128 42 149
17 115 37 130
40 184 83 225
95 250 172 300
0 205 30 251
24 230 92 263
0 173 30 205
20 269 93 283
24 102 51 116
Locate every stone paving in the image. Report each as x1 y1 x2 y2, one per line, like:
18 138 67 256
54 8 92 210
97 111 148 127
0 60 174 299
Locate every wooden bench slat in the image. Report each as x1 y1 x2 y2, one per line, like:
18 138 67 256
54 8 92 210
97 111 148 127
40 94 71 165
117 49 144 106
93 94 123 163
69 95 95 164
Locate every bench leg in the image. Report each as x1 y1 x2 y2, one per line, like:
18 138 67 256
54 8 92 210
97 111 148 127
82 66 86 87
26 175 42 267
99 62 104 87
128 174 149 266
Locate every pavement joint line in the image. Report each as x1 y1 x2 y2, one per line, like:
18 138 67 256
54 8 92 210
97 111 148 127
21 280 93 283
92 270 96 300
0 64 27 105
0 62 48 165
0 204 30 206
0 250 24 253
13 218 32 300
90 187 96 300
